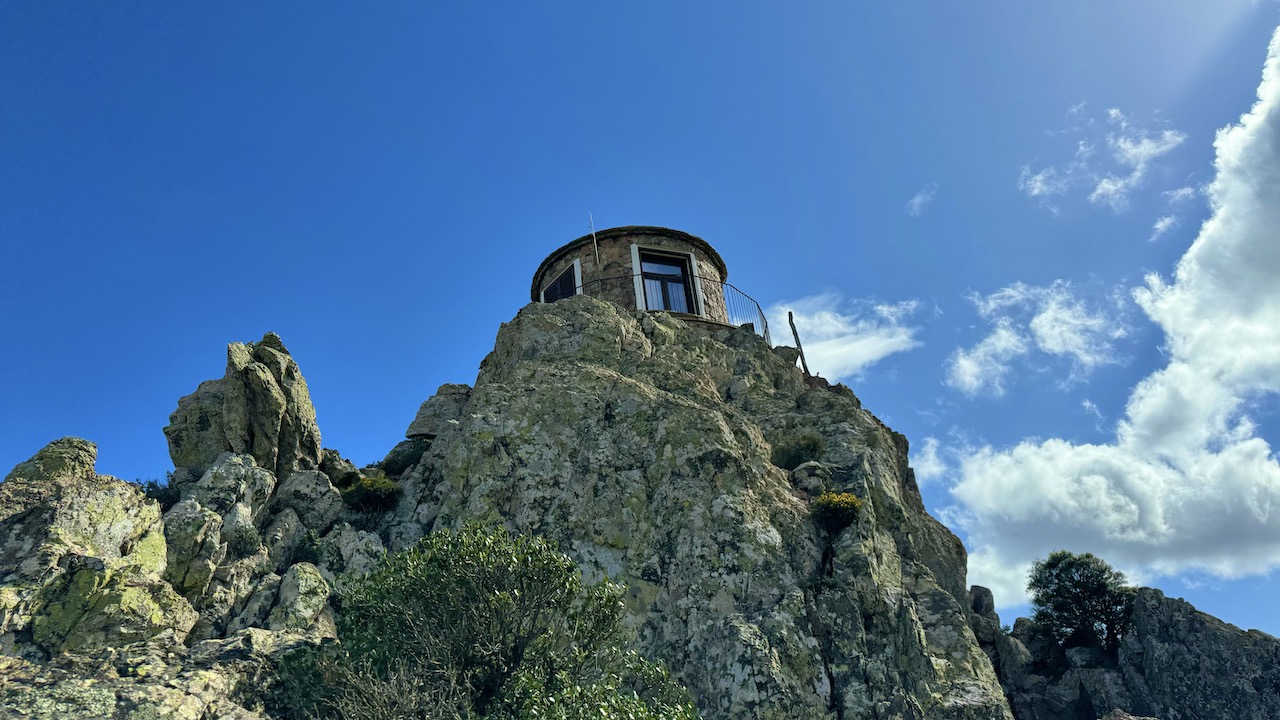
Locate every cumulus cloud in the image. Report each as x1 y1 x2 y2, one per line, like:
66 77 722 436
945 281 1125 396
906 183 939 216
911 437 948 483
767 295 922 381
1019 106 1186 214
957 27 1280 606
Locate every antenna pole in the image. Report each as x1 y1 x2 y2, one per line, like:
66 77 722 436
588 212 600 265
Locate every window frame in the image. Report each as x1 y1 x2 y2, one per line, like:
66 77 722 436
629 244 705 316
539 258 582 303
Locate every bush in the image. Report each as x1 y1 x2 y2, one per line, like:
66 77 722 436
810 492 863 534
340 474 403 513
137 476 181 513
270 526 697 720
771 433 827 470
1027 550 1134 653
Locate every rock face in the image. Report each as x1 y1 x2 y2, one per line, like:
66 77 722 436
0 438 195 659
1 336 383 718
6 303 1276 720
970 585 1280 720
165 332 322 480
385 295 1010 720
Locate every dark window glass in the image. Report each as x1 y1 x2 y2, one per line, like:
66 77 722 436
543 266 577 302
639 252 695 314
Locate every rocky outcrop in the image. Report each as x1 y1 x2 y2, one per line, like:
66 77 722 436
165 332 322 480
9 301 1275 720
385 295 1010 720
971 584 1280 720
0 629 310 719
0 438 196 659
2 335 371 716
1118 588 1280 719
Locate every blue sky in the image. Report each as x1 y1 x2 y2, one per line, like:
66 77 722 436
3 3 1278 635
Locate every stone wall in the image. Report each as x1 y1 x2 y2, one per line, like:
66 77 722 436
535 229 730 324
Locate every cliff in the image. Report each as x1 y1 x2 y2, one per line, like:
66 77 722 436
1 297 1276 719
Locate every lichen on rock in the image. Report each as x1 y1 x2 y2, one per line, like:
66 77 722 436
385 295 1010 720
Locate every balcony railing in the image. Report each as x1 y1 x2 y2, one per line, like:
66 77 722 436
570 273 771 345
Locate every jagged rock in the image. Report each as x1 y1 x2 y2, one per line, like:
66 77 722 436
0 438 196 658
405 382 471 438
387 296 1009 720
189 546 276 641
985 586 1280 720
221 501 264 558
164 332 322 479
262 506 306 571
380 437 432 478
179 453 277 520
1117 588 1280 719
0 628 312 719
789 460 832 495
1098 711 1159 720
227 573 282 634
319 447 360 488
163 498 227 598
311 522 386 590
272 470 343 533
266 562 333 635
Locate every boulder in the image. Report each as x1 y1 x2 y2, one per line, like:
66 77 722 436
179 453 276 520
311 522 386 590
266 562 333 635
162 499 226 597
273 470 343 533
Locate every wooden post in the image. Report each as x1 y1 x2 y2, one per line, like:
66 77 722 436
788 311 811 377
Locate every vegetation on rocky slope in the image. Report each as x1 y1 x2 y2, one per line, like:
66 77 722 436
270 525 696 720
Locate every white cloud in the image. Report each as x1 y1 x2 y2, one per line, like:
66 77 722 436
1164 186 1198 204
907 183 939 216
1082 398 1104 421
911 437 948 483
945 322 1029 397
1150 215 1179 242
767 295 922 381
957 27 1280 607
1020 106 1187 214
946 281 1124 396
1089 127 1188 212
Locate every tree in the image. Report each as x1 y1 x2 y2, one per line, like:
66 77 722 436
270 525 697 720
1027 550 1135 654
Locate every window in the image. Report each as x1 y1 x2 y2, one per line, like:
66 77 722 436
542 265 578 303
640 251 696 314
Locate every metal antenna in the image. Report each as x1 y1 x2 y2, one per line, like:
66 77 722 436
588 212 600 265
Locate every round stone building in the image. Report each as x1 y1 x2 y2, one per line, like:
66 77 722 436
530 226 769 342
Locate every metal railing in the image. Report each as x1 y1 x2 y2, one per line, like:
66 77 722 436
565 273 771 345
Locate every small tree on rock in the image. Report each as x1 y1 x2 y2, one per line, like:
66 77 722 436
1027 550 1135 654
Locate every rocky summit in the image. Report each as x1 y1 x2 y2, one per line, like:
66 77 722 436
1 298 1277 719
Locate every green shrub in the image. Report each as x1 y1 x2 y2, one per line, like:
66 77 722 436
340 474 403 513
810 492 863 534
771 433 827 470
269 526 697 720
137 476 181 513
